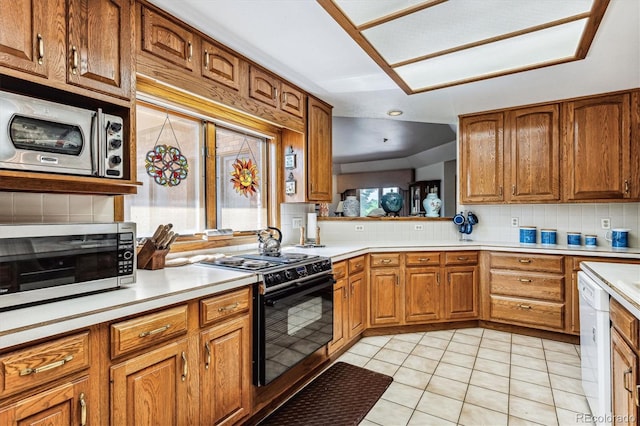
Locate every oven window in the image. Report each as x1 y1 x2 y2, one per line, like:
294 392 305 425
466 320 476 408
9 115 84 155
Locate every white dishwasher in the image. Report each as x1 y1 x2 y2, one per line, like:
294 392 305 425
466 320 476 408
578 270 611 424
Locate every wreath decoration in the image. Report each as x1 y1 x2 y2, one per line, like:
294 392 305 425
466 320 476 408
145 113 189 187
231 158 259 197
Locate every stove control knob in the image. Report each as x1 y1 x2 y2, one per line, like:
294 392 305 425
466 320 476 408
108 122 123 134
109 155 122 166
110 138 122 149
311 263 319 272
284 270 293 280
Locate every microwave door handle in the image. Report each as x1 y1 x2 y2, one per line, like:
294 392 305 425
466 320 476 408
96 109 104 177
90 111 98 176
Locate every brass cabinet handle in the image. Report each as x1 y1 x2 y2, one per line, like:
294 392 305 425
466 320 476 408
282 92 288 104
519 278 532 283
395 275 399 286
139 324 171 338
381 259 392 264
499 186 503 196
624 368 633 393
512 185 516 195
519 259 532 264
20 354 74 376
418 258 430 262
37 33 44 64
351 284 354 295
518 304 532 310
274 87 279 100
625 180 630 193
181 351 188 382
218 302 239 313
437 272 440 285
204 50 209 68
204 342 211 370
344 288 348 299
636 384 640 407
79 392 87 426
187 41 192 61
71 46 78 74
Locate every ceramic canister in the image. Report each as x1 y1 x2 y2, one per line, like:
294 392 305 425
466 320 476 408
567 232 582 246
519 226 537 244
540 229 557 245
606 228 630 248
585 235 597 247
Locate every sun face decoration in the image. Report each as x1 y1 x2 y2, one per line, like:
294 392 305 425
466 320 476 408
230 158 259 197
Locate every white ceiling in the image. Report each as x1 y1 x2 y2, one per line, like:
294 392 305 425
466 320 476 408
147 0 640 161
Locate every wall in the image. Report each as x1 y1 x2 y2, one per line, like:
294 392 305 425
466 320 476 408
0 192 114 224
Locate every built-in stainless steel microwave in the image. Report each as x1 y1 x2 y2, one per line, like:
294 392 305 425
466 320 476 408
0 90 125 178
0 222 136 310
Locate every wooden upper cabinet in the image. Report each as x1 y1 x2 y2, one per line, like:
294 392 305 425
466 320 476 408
280 82 305 118
0 0 65 80
140 5 195 72
460 112 504 203
564 93 632 201
201 41 240 90
67 0 132 99
307 96 333 201
507 104 560 202
249 66 279 108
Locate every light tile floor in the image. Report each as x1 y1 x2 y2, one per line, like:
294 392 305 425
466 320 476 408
335 327 594 426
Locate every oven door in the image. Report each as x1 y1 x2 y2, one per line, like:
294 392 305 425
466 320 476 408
254 274 334 386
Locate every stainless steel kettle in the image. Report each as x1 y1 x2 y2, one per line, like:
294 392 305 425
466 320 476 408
257 226 282 256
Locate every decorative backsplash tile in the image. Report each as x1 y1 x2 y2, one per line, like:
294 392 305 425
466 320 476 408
0 192 115 224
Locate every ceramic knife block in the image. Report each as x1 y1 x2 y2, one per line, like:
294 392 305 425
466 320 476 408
137 240 170 270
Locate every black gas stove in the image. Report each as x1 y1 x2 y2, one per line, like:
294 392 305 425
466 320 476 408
198 252 333 292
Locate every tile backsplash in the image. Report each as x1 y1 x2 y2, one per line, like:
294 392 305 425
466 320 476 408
281 202 640 248
0 192 115 224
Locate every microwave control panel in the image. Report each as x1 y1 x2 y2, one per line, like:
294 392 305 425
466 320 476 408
103 113 124 179
117 232 135 275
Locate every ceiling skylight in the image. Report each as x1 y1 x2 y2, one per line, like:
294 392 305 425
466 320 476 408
317 0 608 94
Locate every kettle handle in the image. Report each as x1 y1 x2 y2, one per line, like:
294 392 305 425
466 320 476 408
266 226 282 242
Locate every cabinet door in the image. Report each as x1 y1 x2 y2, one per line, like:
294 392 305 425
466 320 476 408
67 0 132 98
111 338 194 426
611 328 638 425
508 104 560 202
460 112 504 203
201 40 241 91
405 267 440 323
307 97 333 201
280 82 305 118
564 93 631 200
140 5 195 72
370 268 402 326
249 66 278 108
328 276 348 354
200 315 251 426
445 266 478 320
0 0 64 79
0 376 90 426
348 271 366 338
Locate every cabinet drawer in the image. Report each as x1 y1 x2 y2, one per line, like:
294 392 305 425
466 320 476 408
490 295 564 330
444 251 478 266
200 287 251 327
370 253 400 267
333 261 347 279
610 298 638 348
111 305 188 358
490 271 564 302
348 255 366 273
0 332 90 398
406 252 441 266
490 252 564 273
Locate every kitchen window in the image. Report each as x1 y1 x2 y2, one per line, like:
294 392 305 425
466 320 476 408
124 100 272 238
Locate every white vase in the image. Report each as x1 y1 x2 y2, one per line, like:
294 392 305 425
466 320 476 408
423 192 442 217
342 196 360 217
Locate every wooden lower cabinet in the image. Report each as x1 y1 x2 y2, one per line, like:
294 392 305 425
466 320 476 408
329 257 366 355
405 266 440 323
370 267 402 326
445 265 478 320
200 314 252 425
348 270 366 338
0 376 90 426
611 327 638 426
110 338 196 426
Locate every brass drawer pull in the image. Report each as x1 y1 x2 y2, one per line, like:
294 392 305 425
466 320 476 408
79 392 87 426
519 259 532 264
419 258 430 262
354 263 362 269
138 324 171 338
518 304 532 310
457 256 468 261
204 342 211 370
218 302 239 312
20 354 74 376
519 278 532 283
381 259 392 264
181 351 188 382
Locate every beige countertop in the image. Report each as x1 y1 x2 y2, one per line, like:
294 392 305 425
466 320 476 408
581 261 640 318
2 240 639 350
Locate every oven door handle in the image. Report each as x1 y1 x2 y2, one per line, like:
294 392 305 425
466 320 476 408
264 276 335 306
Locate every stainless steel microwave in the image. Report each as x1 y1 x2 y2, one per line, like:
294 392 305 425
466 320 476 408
0 222 136 310
0 90 125 178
